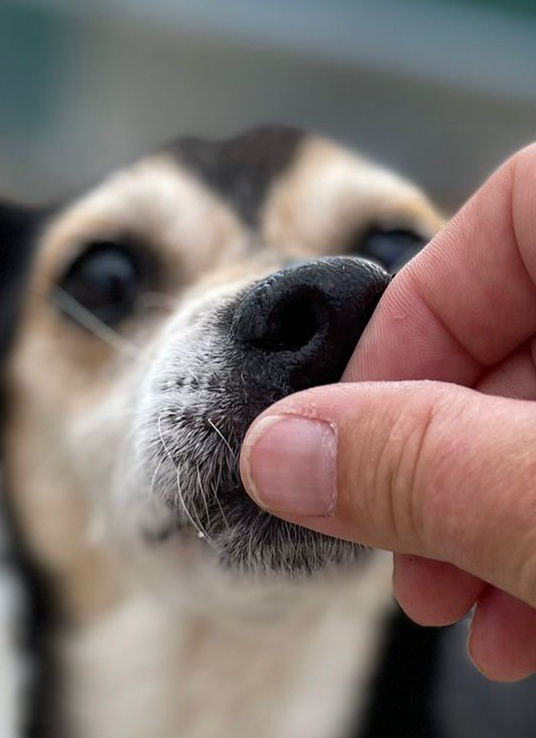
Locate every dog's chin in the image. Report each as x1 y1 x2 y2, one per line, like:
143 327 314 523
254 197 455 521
145 472 366 578
221 513 367 579
138 407 368 578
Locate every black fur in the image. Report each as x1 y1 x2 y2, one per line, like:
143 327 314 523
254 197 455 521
0 204 63 737
0 482 66 738
0 204 41 362
357 607 444 738
170 126 304 228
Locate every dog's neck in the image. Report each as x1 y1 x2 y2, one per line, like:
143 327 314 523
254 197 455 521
13 526 393 738
61 554 393 738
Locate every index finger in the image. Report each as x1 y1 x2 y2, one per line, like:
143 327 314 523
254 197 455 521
346 144 536 385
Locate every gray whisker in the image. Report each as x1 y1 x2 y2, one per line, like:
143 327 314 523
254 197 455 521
51 288 142 360
157 414 220 553
207 417 236 459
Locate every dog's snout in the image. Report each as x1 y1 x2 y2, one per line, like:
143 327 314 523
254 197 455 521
232 257 390 390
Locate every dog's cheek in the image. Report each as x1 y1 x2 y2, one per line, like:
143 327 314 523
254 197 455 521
2 322 146 616
133 330 230 509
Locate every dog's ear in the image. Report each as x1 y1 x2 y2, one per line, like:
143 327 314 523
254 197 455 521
0 201 41 431
0 202 40 362
0 204 52 737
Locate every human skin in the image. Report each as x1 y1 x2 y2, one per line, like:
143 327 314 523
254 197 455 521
240 144 536 682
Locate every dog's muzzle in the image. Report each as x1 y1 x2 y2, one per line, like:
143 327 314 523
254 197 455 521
141 256 390 574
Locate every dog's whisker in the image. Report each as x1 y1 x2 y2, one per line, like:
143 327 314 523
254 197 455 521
51 288 143 360
210 478 231 531
175 465 219 551
196 466 211 525
185 366 202 384
206 418 236 459
156 414 220 552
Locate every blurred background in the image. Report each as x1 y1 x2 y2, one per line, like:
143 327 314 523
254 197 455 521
0 0 535 211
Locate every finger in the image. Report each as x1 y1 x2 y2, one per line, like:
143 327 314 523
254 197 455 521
476 338 536 400
345 144 536 386
393 334 536 626
240 381 536 608
469 587 536 682
393 554 484 626
391 337 536 628
394 561 536 680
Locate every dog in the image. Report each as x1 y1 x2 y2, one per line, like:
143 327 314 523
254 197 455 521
0 126 444 738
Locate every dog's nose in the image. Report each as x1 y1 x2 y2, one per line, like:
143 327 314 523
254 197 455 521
232 257 390 390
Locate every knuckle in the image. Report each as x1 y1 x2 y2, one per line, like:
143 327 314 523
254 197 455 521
387 392 440 551
346 386 447 553
377 387 467 556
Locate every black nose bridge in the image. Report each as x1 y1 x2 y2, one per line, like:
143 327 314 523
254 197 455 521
232 257 390 390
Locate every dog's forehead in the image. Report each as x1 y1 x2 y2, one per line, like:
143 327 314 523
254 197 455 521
163 126 442 254
36 127 305 283
166 126 305 229
34 126 442 287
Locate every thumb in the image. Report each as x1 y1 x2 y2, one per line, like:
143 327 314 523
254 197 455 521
240 381 536 608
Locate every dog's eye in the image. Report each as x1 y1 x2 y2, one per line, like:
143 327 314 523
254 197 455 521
354 228 427 272
57 241 150 325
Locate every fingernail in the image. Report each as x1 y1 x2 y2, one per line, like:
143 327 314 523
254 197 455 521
242 415 337 517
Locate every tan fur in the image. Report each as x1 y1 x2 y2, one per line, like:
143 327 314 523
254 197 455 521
264 137 443 257
38 156 248 287
3 133 443 737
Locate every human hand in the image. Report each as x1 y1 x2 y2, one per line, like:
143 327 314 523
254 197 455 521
240 144 536 682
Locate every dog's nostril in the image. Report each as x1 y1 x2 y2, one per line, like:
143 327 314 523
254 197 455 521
232 257 391 390
247 286 326 352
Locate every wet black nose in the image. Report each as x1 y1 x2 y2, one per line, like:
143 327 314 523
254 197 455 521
232 257 390 390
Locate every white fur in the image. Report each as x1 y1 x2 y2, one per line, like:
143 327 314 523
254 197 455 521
61 554 393 738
